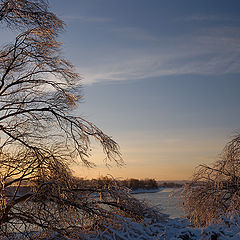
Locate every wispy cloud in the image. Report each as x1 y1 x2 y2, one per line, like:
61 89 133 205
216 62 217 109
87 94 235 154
113 27 159 42
180 14 240 22
78 26 240 84
80 55 240 85
63 15 112 23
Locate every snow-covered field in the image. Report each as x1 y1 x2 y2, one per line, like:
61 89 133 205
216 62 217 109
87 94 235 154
5 213 240 239
84 214 240 240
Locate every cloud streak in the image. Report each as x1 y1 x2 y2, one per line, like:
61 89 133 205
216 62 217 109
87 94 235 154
63 15 112 23
113 27 159 42
180 14 240 23
79 26 240 84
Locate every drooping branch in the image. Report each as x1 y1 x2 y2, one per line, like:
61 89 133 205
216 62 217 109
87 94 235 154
0 0 64 34
182 134 240 227
0 1 151 238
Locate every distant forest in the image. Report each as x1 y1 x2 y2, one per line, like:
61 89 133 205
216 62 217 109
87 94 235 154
73 177 183 191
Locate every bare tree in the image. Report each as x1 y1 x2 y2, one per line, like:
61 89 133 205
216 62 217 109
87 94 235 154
0 0 162 238
182 134 240 227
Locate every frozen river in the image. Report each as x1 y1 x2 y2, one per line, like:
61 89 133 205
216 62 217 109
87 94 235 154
133 188 185 218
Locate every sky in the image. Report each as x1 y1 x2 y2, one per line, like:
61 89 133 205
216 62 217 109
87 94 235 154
2 0 240 180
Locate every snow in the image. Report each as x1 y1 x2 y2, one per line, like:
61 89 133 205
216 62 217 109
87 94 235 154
83 214 240 239
4 214 240 239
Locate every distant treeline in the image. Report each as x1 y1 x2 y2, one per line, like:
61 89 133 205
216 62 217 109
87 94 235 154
11 177 184 191
121 179 183 190
72 177 184 191
120 178 158 190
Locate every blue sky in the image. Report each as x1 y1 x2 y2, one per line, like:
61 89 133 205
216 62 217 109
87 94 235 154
50 0 240 180
1 0 240 180
52 0 240 85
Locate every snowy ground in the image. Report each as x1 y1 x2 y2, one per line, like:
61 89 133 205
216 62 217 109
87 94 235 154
83 215 240 240
5 214 240 239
